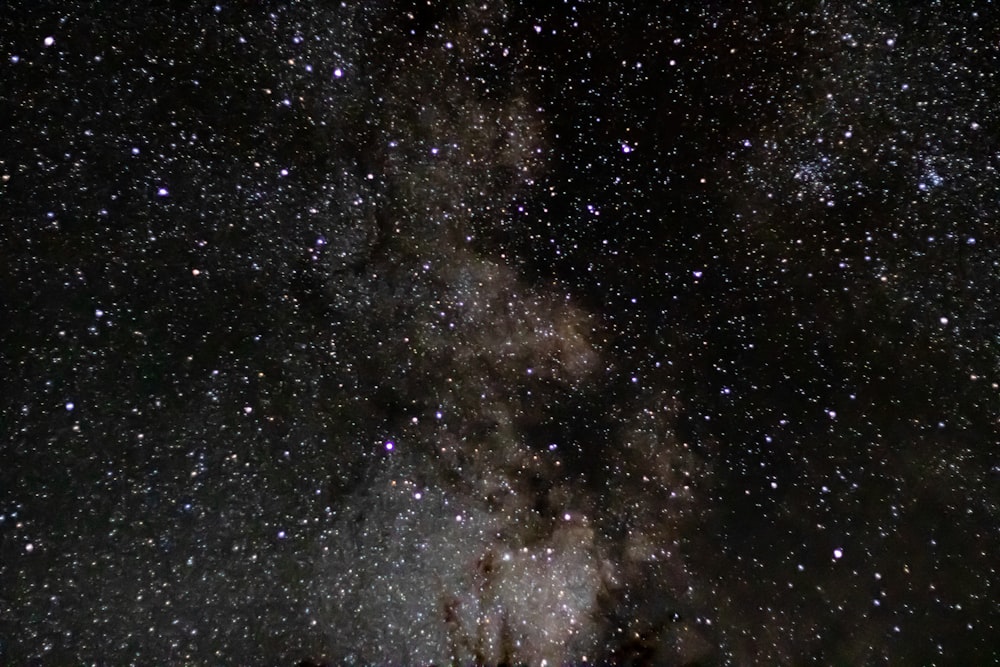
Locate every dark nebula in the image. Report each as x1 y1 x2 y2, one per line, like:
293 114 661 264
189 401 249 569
1 1 998 664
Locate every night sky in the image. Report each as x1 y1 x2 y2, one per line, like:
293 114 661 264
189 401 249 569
2 1 999 664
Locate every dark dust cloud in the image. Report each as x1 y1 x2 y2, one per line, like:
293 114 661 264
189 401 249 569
1 1 998 664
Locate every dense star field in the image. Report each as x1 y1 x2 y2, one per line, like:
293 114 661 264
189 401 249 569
2 1 999 664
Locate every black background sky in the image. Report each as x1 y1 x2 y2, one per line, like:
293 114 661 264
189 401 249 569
2 1 999 664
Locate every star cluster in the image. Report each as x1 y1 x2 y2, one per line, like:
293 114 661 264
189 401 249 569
2 1 998 664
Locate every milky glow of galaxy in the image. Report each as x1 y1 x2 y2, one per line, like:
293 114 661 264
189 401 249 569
2 2 999 665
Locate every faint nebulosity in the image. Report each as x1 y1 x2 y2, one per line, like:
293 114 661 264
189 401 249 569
1 1 998 664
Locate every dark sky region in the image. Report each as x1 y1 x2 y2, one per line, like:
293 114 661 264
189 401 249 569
2 1 998 664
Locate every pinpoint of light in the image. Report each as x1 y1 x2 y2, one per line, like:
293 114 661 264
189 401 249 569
157 187 169 197
833 548 843 560
621 143 633 153
333 67 343 78
385 441 394 451
44 36 55 47
65 402 75 411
